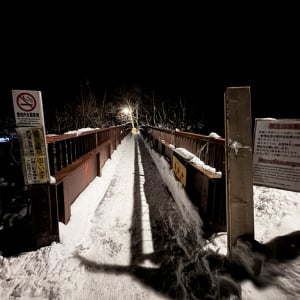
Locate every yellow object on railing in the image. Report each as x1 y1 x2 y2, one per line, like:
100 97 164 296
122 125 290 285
132 127 137 134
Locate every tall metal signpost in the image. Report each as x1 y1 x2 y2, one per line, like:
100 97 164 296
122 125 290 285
12 90 59 248
224 86 254 251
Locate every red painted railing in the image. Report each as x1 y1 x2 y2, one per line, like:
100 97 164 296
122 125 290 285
148 127 225 173
141 126 226 232
46 126 128 223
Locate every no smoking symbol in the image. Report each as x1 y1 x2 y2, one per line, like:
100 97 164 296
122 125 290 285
17 93 37 112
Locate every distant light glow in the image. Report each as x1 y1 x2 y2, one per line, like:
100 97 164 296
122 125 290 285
122 107 130 115
0 137 9 143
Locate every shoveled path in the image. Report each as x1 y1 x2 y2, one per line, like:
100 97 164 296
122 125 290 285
72 133 206 299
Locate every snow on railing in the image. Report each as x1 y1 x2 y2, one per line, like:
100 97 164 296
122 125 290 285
174 147 222 176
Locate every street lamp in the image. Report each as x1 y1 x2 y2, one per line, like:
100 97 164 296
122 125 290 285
122 106 136 133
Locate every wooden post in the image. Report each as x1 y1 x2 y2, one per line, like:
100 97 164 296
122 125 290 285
224 86 254 251
30 184 59 248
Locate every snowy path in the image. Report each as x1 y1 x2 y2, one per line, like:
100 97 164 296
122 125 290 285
71 134 208 299
1 133 300 299
1 135 166 299
72 134 170 299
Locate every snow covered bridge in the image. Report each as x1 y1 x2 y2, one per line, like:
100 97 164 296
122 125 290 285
0 126 227 256
1 128 300 299
46 126 226 243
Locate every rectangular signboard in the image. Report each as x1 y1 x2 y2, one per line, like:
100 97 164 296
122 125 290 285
253 118 300 192
172 155 187 187
12 90 45 127
16 127 50 184
12 89 50 185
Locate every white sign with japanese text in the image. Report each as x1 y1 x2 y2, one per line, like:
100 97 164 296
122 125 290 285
12 89 50 184
12 90 45 127
253 119 300 192
16 127 50 184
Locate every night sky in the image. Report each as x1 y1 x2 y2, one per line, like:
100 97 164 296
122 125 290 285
1 4 299 131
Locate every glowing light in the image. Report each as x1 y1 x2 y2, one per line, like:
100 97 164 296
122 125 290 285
122 107 130 115
122 106 135 128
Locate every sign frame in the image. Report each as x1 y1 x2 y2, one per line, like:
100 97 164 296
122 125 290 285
253 118 300 192
12 90 46 127
12 89 50 184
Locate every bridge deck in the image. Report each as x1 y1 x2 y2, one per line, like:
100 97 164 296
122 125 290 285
66 133 206 299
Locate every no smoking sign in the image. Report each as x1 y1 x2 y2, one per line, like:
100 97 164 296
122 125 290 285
12 89 45 127
17 93 37 112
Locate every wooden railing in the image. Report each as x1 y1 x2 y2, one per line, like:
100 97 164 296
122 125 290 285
46 126 128 224
141 126 226 232
148 127 225 173
46 127 126 177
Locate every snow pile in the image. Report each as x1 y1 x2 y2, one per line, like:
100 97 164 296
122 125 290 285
208 132 221 138
254 185 300 243
174 147 221 175
64 127 97 136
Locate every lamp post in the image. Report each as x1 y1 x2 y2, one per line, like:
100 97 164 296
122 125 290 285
122 106 136 133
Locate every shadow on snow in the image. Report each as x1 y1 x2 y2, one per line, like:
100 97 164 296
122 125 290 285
76 134 300 300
